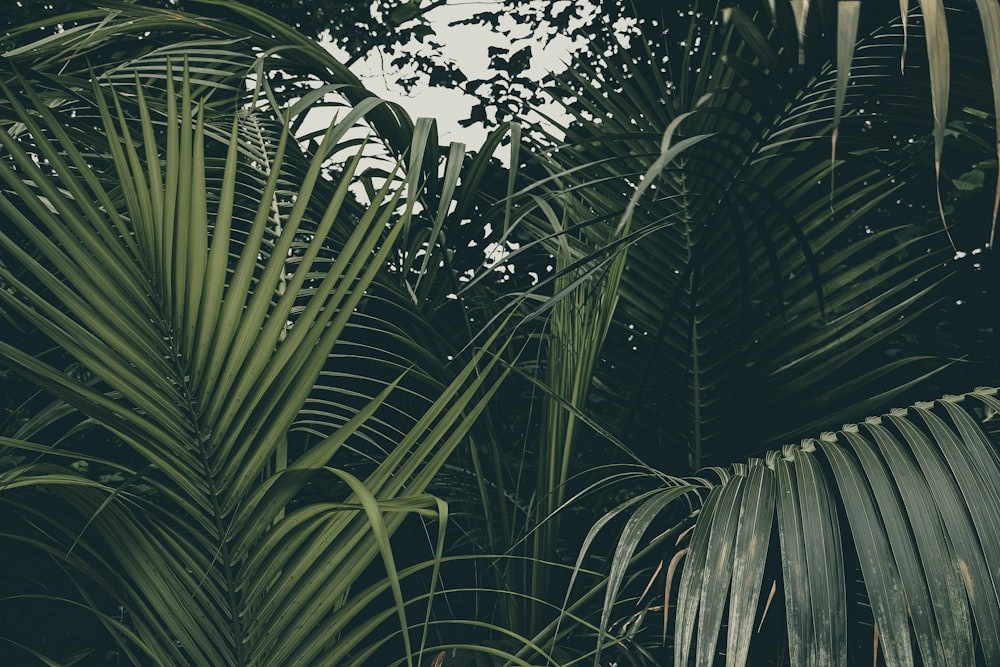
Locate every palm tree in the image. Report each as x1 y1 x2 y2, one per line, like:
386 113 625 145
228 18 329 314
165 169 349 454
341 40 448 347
0 7 517 665
0 1 998 666
499 1 1000 664
452 0 1000 663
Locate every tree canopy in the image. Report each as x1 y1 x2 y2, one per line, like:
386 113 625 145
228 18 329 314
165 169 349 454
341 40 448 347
1 1 999 666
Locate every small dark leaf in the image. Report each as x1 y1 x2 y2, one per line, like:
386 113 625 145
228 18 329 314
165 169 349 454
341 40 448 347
412 24 435 42
387 0 422 26
459 103 488 127
508 45 533 73
952 169 985 192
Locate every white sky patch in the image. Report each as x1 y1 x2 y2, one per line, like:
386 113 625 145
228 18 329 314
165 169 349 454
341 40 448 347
296 1 590 285
317 1 586 147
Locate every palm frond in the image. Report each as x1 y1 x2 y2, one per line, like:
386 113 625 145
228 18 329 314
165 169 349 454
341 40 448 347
510 4 955 473
568 387 1000 666
0 55 511 665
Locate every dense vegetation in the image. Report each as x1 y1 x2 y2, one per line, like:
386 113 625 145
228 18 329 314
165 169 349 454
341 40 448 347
1 1 999 665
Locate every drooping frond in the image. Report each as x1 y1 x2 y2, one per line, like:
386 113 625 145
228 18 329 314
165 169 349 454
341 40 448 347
568 387 1000 667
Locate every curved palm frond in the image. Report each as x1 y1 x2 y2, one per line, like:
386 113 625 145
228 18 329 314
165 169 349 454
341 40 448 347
753 0 1000 244
0 50 511 665
566 387 1000 666
454 2 998 658
504 0 988 477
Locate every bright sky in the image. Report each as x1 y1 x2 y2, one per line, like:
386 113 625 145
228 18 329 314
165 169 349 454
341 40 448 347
321 1 587 147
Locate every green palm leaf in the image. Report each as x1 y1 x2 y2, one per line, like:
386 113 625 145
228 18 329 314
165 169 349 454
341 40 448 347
571 388 1000 666
509 2 951 476
0 50 511 664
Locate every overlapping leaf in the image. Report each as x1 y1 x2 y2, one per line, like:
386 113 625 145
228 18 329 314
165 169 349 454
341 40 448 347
0 45 513 666
576 388 1000 666
505 2 951 477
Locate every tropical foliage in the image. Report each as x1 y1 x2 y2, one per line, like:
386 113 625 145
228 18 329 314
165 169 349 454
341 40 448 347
0 1 998 666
